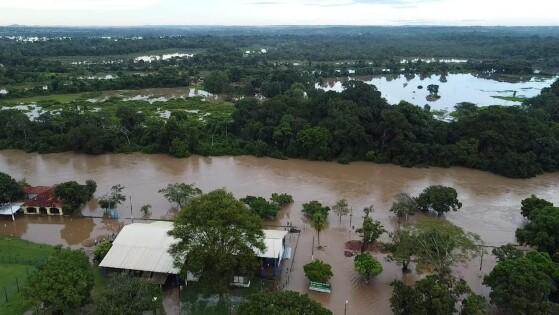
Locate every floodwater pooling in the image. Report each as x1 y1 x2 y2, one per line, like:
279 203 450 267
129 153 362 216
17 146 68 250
1 150 558 314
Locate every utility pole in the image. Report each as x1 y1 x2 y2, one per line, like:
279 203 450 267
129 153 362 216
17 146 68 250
129 195 134 223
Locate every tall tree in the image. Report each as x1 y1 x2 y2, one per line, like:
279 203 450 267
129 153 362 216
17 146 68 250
0 171 23 204
159 183 202 209
311 211 328 247
332 199 351 224
169 189 264 293
390 193 418 222
24 248 94 313
411 218 479 276
416 185 462 216
356 207 385 253
516 206 559 255
98 184 126 211
520 195 553 219
391 275 486 315
386 229 416 272
483 251 559 315
54 181 94 214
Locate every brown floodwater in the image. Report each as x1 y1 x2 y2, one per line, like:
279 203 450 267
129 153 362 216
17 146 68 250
1 150 558 314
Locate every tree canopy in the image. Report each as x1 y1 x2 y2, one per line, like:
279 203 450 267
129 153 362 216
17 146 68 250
159 183 202 209
303 260 333 283
54 181 96 214
416 185 462 216
168 189 264 293
516 205 559 255
391 275 486 315
354 252 383 281
483 251 559 315
0 171 23 204
23 248 94 313
90 273 162 315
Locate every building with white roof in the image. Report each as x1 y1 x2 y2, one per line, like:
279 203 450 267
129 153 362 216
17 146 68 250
99 221 290 286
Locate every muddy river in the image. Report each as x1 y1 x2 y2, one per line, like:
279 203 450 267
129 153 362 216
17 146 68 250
1 150 558 314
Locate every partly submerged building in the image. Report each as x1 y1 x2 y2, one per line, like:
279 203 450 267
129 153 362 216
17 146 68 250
99 221 290 287
22 186 64 216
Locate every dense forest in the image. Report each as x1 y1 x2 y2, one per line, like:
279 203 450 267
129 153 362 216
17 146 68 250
0 78 558 178
1 26 558 178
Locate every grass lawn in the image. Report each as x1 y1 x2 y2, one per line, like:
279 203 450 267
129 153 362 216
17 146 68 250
0 237 56 315
1 92 93 105
491 95 528 102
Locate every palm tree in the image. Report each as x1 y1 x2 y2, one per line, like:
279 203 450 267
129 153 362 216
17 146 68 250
311 212 328 248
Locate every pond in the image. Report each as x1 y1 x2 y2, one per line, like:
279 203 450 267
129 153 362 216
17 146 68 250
316 73 558 111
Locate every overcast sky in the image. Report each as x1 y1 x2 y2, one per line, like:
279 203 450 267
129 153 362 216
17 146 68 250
0 0 557 26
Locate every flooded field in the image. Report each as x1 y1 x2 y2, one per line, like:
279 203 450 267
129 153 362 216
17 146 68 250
316 73 558 111
1 150 558 314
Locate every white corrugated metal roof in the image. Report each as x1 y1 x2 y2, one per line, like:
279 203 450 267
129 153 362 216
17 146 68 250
99 221 179 274
260 229 288 259
0 203 23 216
100 223 288 274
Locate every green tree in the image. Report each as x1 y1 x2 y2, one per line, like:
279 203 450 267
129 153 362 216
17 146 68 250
311 211 328 247
416 185 462 216
516 206 559 255
270 193 294 207
354 252 383 282
93 240 112 264
54 181 93 214
140 204 152 218
98 184 126 211
168 189 264 293
390 193 417 222
238 291 332 315
92 273 162 315
356 207 385 253
159 183 202 209
520 195 553 219
295 126 332 160
204 71 229 94
412 218 479 275
483 251 559 315
391 275 485 315
0 171 24 204
492 244 523 262
386 229 415 272
302 201 330 217
303 260 333 283
332 199 350 224
23 248 94 313
240 196 280 219
85 179 97 199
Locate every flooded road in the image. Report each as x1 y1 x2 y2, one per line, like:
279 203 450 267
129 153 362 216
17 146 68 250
1 150 558 314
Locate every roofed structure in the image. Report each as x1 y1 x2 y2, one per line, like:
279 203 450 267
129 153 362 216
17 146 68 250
99 221 179 274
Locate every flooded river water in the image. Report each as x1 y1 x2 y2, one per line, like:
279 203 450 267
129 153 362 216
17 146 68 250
1 150 558 314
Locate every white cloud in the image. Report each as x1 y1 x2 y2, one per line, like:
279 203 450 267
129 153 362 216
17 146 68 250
0 0 160 10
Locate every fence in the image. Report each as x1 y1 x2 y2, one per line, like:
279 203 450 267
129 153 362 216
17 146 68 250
0 255 46 305
0 268 33 305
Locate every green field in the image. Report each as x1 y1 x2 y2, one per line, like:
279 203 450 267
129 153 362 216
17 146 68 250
0 237 55 315
491 95 528 102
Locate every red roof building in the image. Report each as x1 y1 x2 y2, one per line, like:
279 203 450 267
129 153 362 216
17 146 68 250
22 186 64 215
